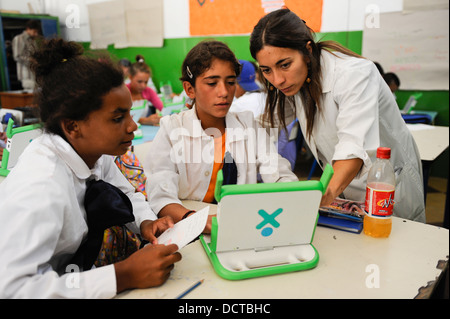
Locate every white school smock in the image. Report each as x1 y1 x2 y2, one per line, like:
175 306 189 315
294 50 425 222
0 133 157 298
144 108 297 214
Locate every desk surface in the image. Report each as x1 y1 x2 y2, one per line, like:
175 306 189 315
116 201 448 299
132 124 160 146
131 124 449 163
407 124 449 161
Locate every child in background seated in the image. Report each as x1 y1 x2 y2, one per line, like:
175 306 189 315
229 59 266 118
144 40 298 234
126 55 163 126
0 39 181 298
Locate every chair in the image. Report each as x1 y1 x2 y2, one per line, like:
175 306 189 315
1 108 23 127
277 119 300 171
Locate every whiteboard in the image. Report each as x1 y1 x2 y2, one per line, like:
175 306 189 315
362 9 449 90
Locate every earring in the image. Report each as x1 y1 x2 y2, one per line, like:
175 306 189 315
306 77 311 84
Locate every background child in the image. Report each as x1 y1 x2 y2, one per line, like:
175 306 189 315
229 59 266 119
0 39 181 298
126 55 163 126
144 40 297 233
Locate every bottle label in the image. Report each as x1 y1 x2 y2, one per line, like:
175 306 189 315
364 186 395 218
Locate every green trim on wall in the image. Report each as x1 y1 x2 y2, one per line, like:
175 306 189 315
82 30 365 94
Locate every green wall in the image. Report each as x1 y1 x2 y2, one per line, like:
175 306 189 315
82 30 448 178
83 30 364 94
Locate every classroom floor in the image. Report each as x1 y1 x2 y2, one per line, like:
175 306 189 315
294 151 448 228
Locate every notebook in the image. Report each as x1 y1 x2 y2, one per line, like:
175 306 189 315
200 164 333 280
0 118 43 176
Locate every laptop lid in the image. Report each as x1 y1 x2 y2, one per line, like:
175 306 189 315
401 92 422 114
130 100 147 123
0 119 43 176
214 164 333 253
161 99 187 116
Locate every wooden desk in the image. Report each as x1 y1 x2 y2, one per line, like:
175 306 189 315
116 201 448 299
0 91 34 109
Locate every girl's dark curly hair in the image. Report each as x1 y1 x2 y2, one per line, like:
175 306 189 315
30 38 124 137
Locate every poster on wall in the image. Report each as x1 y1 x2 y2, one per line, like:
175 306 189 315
87 0 127 49
362 9 449 90
189 0 323 36
87 0 164 49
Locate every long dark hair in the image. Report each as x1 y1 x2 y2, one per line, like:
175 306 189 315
30 38 123 138
250 9 361 138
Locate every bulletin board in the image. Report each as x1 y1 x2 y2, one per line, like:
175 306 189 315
362 9 449 90
189 0 323 36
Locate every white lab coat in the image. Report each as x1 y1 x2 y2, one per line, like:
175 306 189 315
294 50 425 222
145 108 297 214
0 133 157 298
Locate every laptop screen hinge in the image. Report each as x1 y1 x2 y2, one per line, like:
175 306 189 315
254 246 274 252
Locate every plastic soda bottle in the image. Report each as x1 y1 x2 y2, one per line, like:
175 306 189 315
363 147 395 238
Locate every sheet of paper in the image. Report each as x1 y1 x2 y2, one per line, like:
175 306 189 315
157 206 210 250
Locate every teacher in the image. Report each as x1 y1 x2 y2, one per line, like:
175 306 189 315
250 8 425 222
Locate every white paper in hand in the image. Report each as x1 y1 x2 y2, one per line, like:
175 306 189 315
157 206 210 250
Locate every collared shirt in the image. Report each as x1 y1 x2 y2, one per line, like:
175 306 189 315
0 133 157 298
144 108 298 214
294 50 425 222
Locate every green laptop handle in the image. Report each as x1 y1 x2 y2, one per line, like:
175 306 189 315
214 169 224 203
319 163 333 192
214 163 333 203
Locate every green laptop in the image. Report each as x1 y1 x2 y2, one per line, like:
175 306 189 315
0 118 43 177
200 164 333 280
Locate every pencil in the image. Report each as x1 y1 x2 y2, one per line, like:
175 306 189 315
175 279 204 299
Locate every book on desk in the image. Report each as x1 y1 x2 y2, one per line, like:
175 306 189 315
317 198 365 234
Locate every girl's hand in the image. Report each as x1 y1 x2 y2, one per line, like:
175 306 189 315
140 217 175 245
202 214 215 234
139 114 161 126
114 243 181 293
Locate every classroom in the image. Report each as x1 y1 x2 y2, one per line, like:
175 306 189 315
0 0 448 303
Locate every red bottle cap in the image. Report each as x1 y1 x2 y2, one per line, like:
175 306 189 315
377 147 391 159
